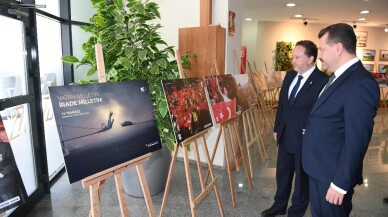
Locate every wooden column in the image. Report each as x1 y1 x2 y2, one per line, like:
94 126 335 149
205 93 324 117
200 0 212 26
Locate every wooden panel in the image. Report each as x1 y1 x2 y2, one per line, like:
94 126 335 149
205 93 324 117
179 26 226 78
200 0 212 26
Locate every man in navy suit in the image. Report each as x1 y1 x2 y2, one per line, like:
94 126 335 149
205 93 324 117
302 23 380 217
261 40 328 217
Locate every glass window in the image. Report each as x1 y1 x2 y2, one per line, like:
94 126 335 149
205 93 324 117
70 0 95 23
36 14 65 180
0 15 28 99
72 25 96 82
35 0 60 17
1 104 37 196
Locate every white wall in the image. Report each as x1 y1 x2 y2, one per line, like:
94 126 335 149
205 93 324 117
242 21 388 72
157 0 243 167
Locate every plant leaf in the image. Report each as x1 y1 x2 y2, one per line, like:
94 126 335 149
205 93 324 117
62 56 79 64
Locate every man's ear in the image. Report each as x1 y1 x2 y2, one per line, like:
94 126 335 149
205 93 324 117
307 56 315 65
335 42 344 55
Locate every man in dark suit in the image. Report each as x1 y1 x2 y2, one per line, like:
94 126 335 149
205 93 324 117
261 40 328 217
302 23 380 217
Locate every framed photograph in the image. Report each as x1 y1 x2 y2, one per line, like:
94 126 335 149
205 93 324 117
363 63 374 72
49 81 162 183
355 31 368 47
379 50 388 61
162 78 213 143
362 49 376 61
379 64 388 74
203 75 238 124
228 11 236 36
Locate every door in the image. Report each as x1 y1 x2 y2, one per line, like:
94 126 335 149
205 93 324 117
0 3 48 216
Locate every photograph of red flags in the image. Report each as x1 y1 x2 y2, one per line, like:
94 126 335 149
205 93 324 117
162 78 213 143
203 75 239 124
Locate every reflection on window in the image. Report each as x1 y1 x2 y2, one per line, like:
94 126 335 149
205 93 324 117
0 15 28 99
70 0 95 23
0 104 37 196
36 14 65 179
72 25 96 82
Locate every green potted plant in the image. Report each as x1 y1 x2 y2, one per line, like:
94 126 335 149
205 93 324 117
62 0 191 196
274 41 293 71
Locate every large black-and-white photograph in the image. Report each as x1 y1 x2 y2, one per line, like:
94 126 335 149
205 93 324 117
49 81 162 183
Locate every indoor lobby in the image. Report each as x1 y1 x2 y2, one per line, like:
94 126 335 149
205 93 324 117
25 109 388 216
1 0 388 216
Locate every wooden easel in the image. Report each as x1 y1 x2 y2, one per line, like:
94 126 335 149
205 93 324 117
82 153 155 217
159 50 224 217
242 106 267 179
205 115 253 208
81 44 156 217
235 50 266 178
159 130 224 217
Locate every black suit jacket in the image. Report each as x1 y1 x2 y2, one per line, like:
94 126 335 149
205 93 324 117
274 67 328 153
302 60 380 191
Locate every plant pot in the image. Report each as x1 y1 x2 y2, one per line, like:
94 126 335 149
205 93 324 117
122 144 171 197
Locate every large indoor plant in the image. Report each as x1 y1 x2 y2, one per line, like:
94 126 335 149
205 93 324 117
62 0 189 196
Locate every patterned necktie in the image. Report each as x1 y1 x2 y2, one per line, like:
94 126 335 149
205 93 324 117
322 73 336 93
289 75 303 105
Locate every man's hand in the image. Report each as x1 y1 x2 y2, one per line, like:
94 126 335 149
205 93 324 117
0 172 4 178
326 185 344 205
273 132 277 142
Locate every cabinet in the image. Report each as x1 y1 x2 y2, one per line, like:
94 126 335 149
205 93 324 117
179 25 226 77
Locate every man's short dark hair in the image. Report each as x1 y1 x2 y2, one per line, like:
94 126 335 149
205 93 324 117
295 40 318 62
318 23 357 55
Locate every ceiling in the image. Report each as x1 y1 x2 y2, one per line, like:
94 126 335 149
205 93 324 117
243 0 388 29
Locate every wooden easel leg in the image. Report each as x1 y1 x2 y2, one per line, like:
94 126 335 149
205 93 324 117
89 183 101 217
159 145 179 217
136 164 156 217
233 121 253 189
223 126 236 208
193 140 205 190
243 113 254 179
201 136 224 217
251 109 266 162
227 123 241 172
183 144 196 216
114 173 129 217
204 128 222 183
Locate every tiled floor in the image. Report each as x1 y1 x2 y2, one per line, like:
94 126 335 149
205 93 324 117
25 109 388 217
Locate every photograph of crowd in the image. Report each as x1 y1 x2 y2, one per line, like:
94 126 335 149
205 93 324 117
162 78 213 143
203 75 238 123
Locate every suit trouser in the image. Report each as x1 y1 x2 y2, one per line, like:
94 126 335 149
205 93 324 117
308 176 354 217
274 143 309 216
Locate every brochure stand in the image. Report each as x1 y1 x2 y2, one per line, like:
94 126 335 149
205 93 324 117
205 115 252 207
159 50 224 217
81 44 156 217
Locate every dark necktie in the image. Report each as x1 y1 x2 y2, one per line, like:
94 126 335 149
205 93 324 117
289 75 303 105
322 73 336 93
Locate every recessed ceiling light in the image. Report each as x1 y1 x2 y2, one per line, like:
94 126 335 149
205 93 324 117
286 3 296 7
358 18 366 21
245 18 252 21
294 14 303 18
360 10 370 14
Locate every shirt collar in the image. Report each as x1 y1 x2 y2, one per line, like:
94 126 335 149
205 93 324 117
298 65 316 79
332 57 359 80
